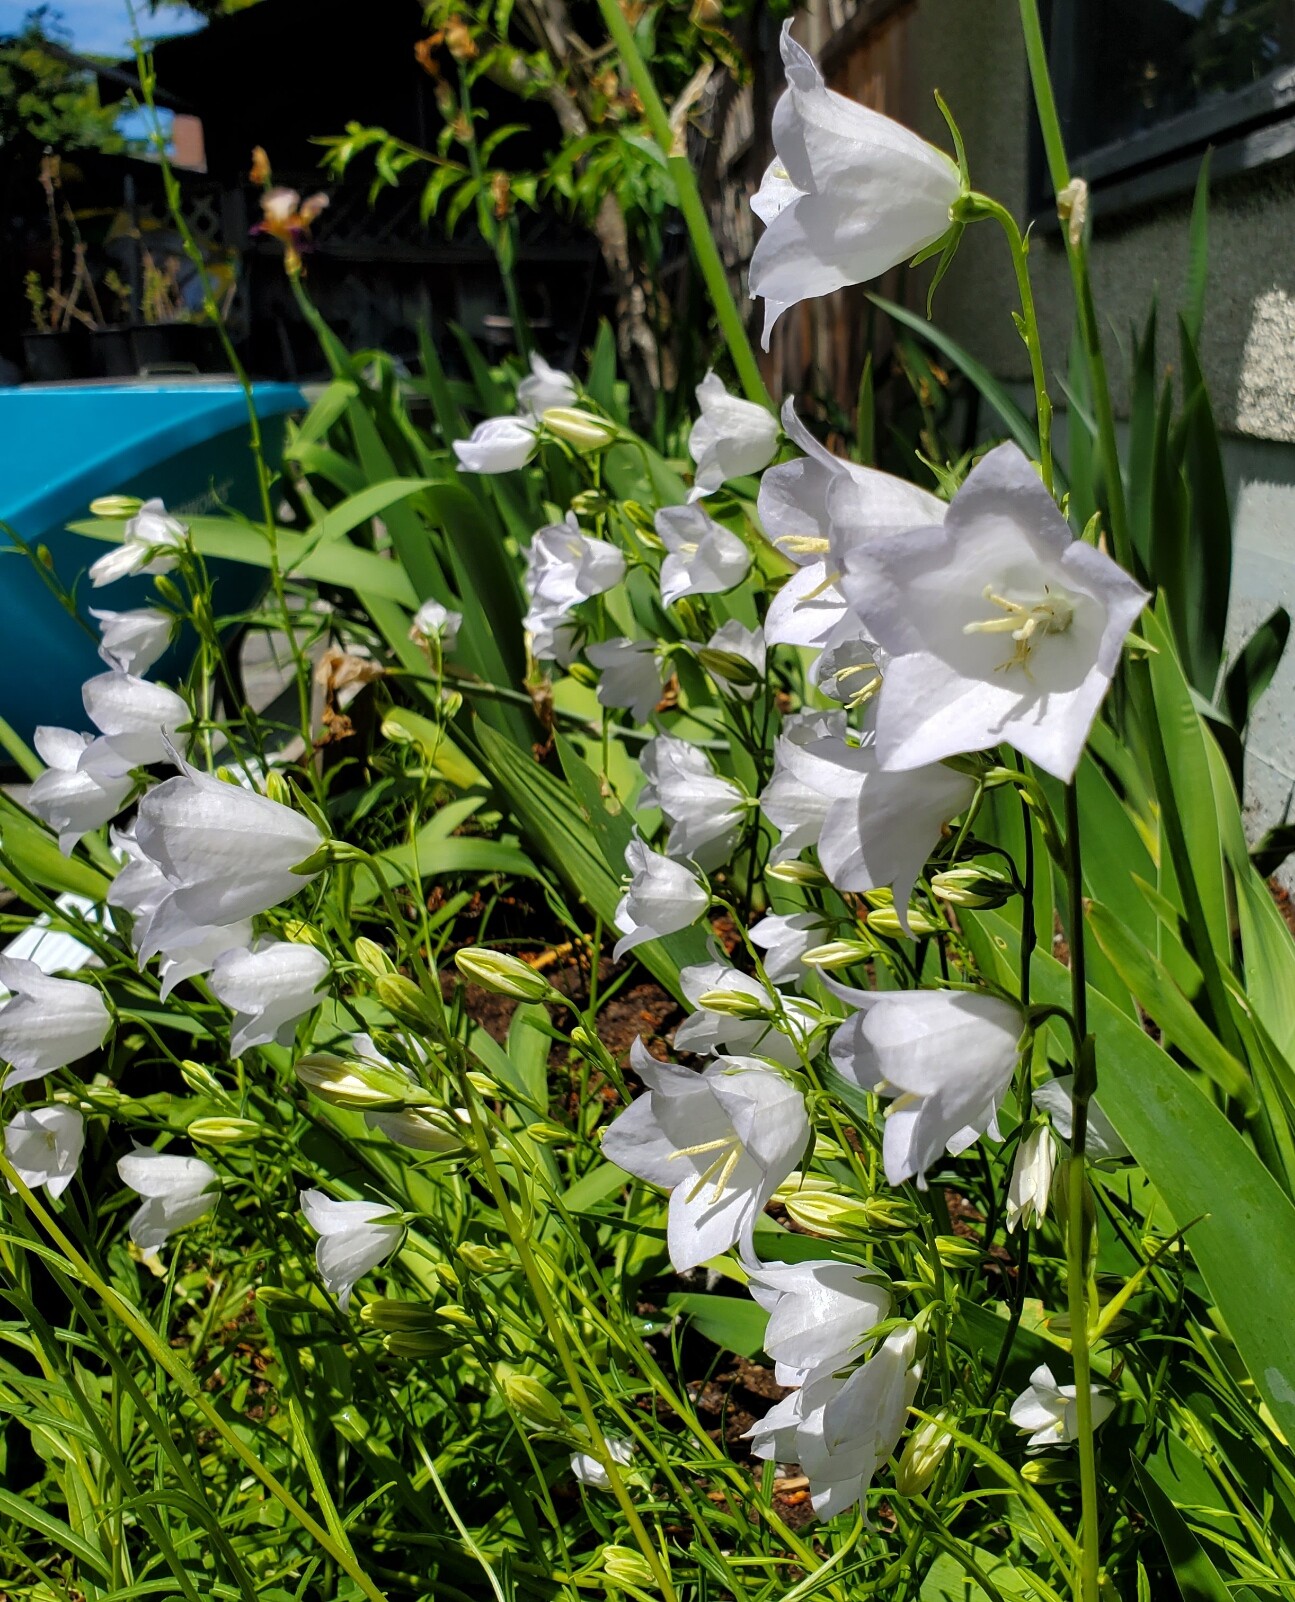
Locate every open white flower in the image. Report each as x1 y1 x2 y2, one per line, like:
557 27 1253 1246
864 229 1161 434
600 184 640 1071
750 911 831 985
760 709 847 864
687 371 780 500
601 1040 809 1272
117 1146 218 1258
746 1257 892 1385
749 22 961 347
88 498 188 587
208 940 330 1058
1010 1364 1116 1451
1033 1074 1128 1162
5 1106 85 1198
829 988 1021 1188
134 758 322 926
517 351 577 417
91 606 173 676
639 735 747 870
410 598 462 650
674 958 820 1067
613 836 708 960
0 958 111 1089
26 727 133 854
79 673 190 775
570 1437 634 1490
452 414 538 474
1006 1124 1057 1233
656 505 751 605
299 1188 401 1310
586 638 666 723
525 512 625 614
834 443 1150 782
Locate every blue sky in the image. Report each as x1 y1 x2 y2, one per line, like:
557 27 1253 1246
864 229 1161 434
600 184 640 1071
0 0 205 56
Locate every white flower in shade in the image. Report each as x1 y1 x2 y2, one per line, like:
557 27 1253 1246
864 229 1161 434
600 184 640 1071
526 609 580 666
687 371 780 500
91 607 173 676
299 1188 401 1310
517 352 578 417
1033 1075 1128 1162
760 709 846 864
674 958 819 1068
208 940 330 1058
0 958 110 1089
829 988 1021 1188
613 836 708 960
601 1039 809 1272
26 727 133 853
5 1107 85 1198
347 1035 461 1153
79 673 190 776
639 735 747 870
88 498 188 587
586 637 666 723
1010 1365 1116 1451
452 414 538 474
525 512 625 614
158 922 254 1000
655 505 751 605
750 911 831 985
749 21 961 347
134 759 323 926
834 443 1150 783
811 627 885 704
746 1257 893 1385
700 620 766 701
570 1437 634 1490
410 598 462 651
117 1146 218 1258
1006 1124 1057 1233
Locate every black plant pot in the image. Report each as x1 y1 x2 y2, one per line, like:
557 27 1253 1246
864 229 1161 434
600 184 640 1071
90 327 137 378
22 328 89 382
133 323 228 375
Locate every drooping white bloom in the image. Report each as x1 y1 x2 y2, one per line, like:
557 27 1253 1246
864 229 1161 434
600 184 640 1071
524 512 625 614
586 638 666 723
601 1040 809 1272
749 22 961 347
570 1437 634 1490
88 498 188 587
655 505 751 605
1010 1364 1116 1451
746 1257 892 1385
347 1034 461 1153
638 735 747 870
410 598 462 651
0 958 111 1089
5 1106 85 1198
91 606 173 676
1006 1124 1057 1233
517 351 578 418
1033 1075 1128 1162
674 958 819 1068
700 620 766 700
134 759 322 926
26 727 133 854
299 1188 401 1310
760 709 847 865
834 443 1150 782
79 673 190 775
687 371 780 500
208 940 330 1058
749 911 831 985
117 1146 218 1259
452 415 538 474
829 988 1021 1188
613 836 708 960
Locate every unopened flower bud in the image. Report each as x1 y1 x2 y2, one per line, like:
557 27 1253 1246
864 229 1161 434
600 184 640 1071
802 939 873 969
89 494 144 518
1021 1457 1077 1486
435 1304 476 1330
432 1262 460 1290
935 1234 982 1269
295 1052 420 1110
384 1328 463 1358
524 1121 570 1146
454 947 556 1001
695 647 763 687
861 1195 921 1231
542 407 618 451
374 973 444 1031
896 1410 955 1495
263 769 293 807
780 1187 874 1237
930 865 1016 909
280 918 330 952
866 904 941 938
621 500 660 539
360 1298 440 1332
502 1372 566 1429
188 1116 261 1146
355 937 397 979
254 1286 319 1313
465 1070 495 1096
179 1060 224 1098
602 1547 656 1590
457 1242 512 1274
695 987 768 1020
765 859 827 886
569 489 607 517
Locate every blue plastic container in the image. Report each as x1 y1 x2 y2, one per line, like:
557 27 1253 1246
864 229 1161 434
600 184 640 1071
0 380 303 747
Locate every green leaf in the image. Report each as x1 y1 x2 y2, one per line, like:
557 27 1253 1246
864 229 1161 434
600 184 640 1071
663 1292 768 1358
1134 1460 1233 1602
0 811 110 900
0 1487 110 1579
1223 606 1290 735
1174 316 1231 696
1183 149 1212 348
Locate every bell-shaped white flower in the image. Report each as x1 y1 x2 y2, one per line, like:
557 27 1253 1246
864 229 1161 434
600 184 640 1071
570 1437 634 1489
586 638 666 723
410 598 462 650
299 1188 401 1310
760 709 846 864
834 443 1150 782
830 987 1021 1188
117 1146 218 1258
746 1257 893 1385
91 606 173 676
208 940 330 1058
134 758 323 926
1006 1123 1057 1233
674 958 819 1068
601 1039 809 1271
0 958 111 1089
613 836 708 960
517 352 577 418
750 911 830 985
26 727 134 853
1010 1364 1116 1451
1032 1074 1128 1162
765 561 852 650
639 735 747 870
78 672 190 776
687 371 780 500
5 1106 85 1198
656 505 751 605
700 620 766 701
452 414 538 474
88 498 188 587
749 22 961 346
525 512 626 614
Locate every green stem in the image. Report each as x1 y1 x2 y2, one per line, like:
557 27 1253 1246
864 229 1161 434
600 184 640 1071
593 0 771 410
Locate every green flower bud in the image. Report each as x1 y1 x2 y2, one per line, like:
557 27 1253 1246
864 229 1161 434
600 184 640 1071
454 947 557 1002
866 904 942 938
1021 1457 1077 1486
465 1070 495 1096
602 1547 656 1590
457 1243 512 1274
621 500 659 538
765 858 828 886
930 864 1016 909
695 987 768 1019
280 918 330 953
541 407 618 451
896 1411 955 1495
384 1329 463 1359
802 939 873 969
374 973 444 1031
502 1372 566 1430
295 1052 422 1110
780 1187 875 1238
263 769 293 807
360 1298 441 1332
695 647 763 687
179 1060 224 1098
89 494 143 518
254 1286 319 1313
435 1305 477 1330
935 1234 982 1269
188 1116 261 1146
355 938 397 979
